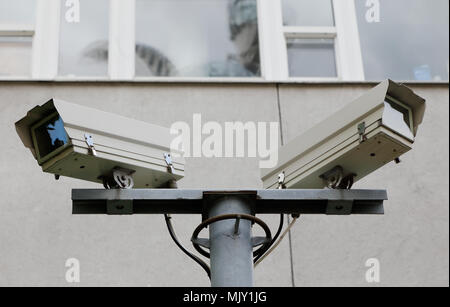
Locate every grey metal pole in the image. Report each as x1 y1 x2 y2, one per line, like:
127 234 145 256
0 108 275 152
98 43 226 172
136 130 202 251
208 196 254 287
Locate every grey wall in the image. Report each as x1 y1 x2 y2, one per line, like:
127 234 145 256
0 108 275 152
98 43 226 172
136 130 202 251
0 82 448 286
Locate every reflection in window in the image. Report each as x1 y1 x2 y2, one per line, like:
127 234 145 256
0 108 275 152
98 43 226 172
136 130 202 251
356 0 449 81
287 38 337 78
0 0 36 24
135 0 260 77
282 0 334 27
58 0 109 77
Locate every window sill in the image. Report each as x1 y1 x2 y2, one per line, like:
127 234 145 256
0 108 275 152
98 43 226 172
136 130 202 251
0 77 448 86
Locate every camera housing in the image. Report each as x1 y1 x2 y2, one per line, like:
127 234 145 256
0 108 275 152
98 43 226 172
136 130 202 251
261 80 426 189
16 99 184 188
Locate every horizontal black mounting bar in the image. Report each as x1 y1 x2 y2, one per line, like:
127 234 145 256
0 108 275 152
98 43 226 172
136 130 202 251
72 189 386 216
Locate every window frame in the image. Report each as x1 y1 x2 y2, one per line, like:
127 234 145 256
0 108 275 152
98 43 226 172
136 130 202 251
283 27 340 81
0 5 36 79
0 0 61 81
1 0 447 83
258 0 365 81
32 0 60 80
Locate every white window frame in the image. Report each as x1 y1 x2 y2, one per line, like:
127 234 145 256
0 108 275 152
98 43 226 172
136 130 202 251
332 0 365 81
109 0 135 80
283 26 340 81
258 0 365 82
32 0 60 80
0 0 369 82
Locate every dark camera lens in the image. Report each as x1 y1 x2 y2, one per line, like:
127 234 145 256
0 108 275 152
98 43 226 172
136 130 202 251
34 115 69 160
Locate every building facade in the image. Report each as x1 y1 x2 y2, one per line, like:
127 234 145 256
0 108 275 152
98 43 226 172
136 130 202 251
0 0 448 286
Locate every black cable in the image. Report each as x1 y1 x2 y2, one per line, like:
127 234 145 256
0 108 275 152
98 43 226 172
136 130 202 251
253 213 284 263
164 214 211 279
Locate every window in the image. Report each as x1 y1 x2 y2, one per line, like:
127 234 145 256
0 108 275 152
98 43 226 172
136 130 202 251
280 0 339 79
282 0 334 27
58 0 109 77
0 36 33 77
0 0 36 77
355 0 449 81
0 0 36 24
0 0 448 82
135 0 260 77
286 38 337 77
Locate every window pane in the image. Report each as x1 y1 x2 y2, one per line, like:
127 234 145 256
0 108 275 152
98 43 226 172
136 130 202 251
58 0 109 77
356 0 449 81
0 0 36 24
135 0 260 77
287 38 337 77
282 0 334 27
0 0 36 77
0 36 32 77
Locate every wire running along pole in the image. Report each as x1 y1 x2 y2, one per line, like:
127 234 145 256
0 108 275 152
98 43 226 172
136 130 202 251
254 216 299 267
164 214 211 279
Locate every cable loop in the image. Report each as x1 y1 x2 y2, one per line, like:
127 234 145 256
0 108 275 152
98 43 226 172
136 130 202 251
191 213 272 258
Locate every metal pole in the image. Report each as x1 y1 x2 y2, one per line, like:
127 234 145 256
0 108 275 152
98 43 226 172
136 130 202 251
208 196 254 287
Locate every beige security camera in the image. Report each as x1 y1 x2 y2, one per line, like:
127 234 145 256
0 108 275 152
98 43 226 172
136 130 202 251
15 99 184 189
261 80 426 189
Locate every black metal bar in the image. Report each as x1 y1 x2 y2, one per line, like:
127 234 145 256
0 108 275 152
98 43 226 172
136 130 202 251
72 189 386 215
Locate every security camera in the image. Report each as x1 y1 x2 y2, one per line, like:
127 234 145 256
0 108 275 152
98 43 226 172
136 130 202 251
261 80 426 189
15 99 184 189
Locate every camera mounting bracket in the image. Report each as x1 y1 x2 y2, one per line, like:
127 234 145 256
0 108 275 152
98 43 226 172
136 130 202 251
100 167 135 189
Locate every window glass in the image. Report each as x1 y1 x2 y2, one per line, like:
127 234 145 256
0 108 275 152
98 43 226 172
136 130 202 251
287 38 337 77
282 0 334 27
0 0 36 77
0 0 36 24
356 0 449 81
58 0 109 77
135 0 260 77
0 36 32 77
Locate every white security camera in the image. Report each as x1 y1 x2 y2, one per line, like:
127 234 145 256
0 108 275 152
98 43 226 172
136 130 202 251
261 80 426 189
15 99 184 189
